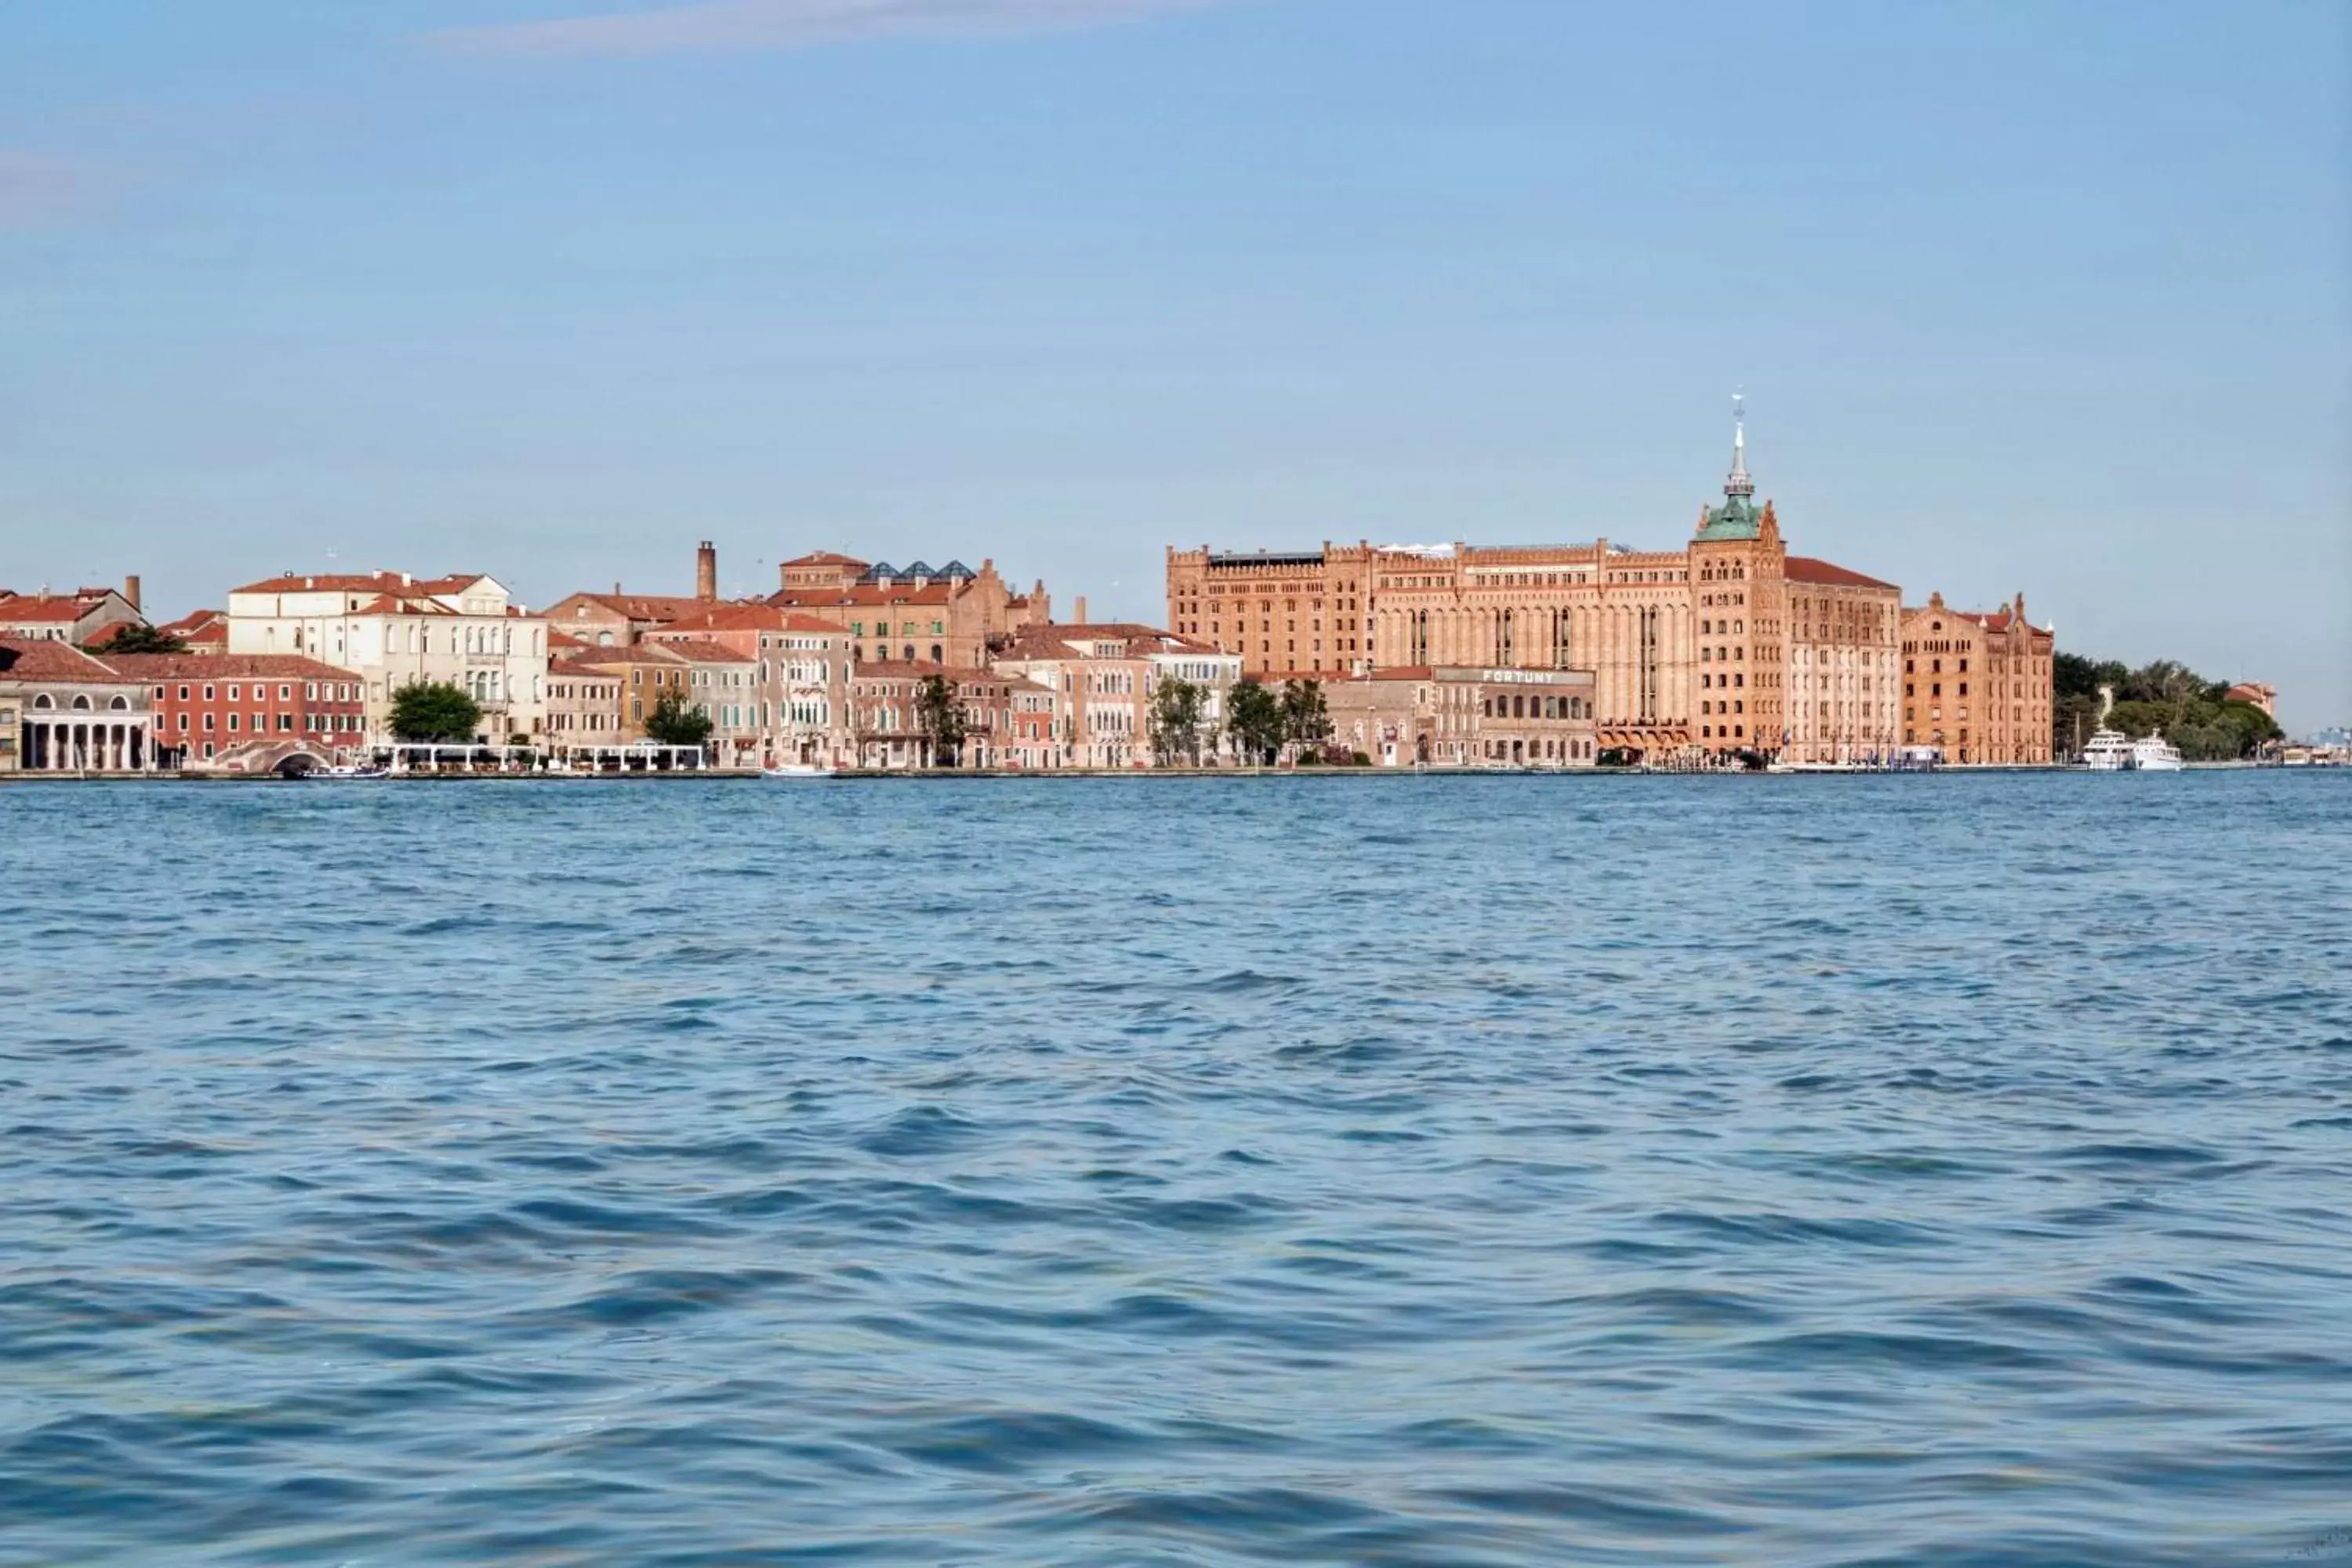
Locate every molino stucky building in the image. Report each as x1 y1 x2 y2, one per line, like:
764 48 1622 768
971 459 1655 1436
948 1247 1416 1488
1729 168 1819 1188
1167 408 1904 763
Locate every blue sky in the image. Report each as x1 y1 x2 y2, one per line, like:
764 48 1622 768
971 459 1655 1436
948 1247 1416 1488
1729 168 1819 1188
4 0 2347 726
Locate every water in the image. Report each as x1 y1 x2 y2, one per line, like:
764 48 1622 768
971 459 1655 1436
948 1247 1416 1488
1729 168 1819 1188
2 772 2349 1567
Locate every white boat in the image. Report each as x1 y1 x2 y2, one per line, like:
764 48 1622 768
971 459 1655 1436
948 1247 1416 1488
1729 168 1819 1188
310 764 389 780
2078 687 2182 771
761 763 837 779
2081 727 2134 771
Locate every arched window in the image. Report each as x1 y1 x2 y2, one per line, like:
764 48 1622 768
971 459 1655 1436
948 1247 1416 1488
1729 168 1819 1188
71 695 92 710
32 694 53 710
110 695 129 710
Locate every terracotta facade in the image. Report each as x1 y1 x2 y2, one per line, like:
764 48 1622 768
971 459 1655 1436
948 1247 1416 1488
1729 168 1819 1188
1899 592 2054 764
1169 421 1902 763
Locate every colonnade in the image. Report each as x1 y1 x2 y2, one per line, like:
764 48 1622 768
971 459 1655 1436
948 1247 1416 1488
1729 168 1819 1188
20 719 154 773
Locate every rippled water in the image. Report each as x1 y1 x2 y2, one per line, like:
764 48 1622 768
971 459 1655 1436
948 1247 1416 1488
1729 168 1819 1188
3 773 2350 1566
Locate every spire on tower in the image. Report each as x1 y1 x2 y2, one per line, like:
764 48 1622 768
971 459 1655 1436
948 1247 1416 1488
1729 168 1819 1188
1726 390 1754 501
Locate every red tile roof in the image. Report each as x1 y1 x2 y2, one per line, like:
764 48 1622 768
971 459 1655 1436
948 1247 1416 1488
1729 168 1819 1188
648 639 754 665
103 653 352 681
550 659 623 679
997 623 1221 660
156 608 223 637
0 638 144 683
648 603 797 634
0 595 93 624
230 571 491 596
1785 556 1898 590
550 591 750 624
781 550 869 568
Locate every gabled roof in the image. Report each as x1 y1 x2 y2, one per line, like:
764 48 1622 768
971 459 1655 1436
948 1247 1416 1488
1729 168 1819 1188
1785 556 1897 590
230 570 494 596
570 644 690 667
0 595 93 623
648 603 797 634
550 658 624 680
553 591 715 622
0 638 144 683
644 638 753 665
156 608 223 637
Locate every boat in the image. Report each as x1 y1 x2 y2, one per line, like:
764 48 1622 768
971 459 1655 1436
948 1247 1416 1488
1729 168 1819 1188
2078 686 2181 771
311 764 389 780
761 763 837 779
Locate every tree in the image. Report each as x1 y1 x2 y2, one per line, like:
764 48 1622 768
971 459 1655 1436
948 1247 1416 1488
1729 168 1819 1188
1279 679 1330 760
92 622 187 655
644 691 713 750
2052 646 2285 760
1148 675 1207 767
390 680 481 742
913 674 968 768
1224 677 1285 765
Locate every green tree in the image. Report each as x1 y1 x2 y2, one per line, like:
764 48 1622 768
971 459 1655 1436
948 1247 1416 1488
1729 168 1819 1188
1148 675 1207 766
644 691 713 750
92 622 187 655
1279 679 1330 759
389 680 482 742
2052 646 2284 760
913 674 968 768
1224 677 1285 765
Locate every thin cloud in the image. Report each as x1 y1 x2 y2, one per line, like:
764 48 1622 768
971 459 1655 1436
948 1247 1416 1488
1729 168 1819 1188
0 152 103 227
432 0 1231 59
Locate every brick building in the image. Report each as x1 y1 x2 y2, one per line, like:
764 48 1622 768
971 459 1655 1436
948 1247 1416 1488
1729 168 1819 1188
1900 592 2055 764
1168 407 1903 764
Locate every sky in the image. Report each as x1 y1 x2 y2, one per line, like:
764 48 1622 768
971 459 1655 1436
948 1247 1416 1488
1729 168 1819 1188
3 0 2347 728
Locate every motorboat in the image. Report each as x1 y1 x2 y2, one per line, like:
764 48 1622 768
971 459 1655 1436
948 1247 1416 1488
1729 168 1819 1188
762 763 837 779
2129 732 2185 771
311 764 389 780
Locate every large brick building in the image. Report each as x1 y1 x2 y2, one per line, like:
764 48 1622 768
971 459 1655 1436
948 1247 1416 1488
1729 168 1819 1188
1900 592 2054 764
1168 409 1907 764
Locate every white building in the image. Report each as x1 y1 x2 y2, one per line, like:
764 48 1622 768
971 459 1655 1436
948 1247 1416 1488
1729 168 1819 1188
225 572 552 741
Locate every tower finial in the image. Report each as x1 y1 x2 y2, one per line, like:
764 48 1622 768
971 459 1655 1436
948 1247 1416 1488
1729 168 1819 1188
1726 390 1754 500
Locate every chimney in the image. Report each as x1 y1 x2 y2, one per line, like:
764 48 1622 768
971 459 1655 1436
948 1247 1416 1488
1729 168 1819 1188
124 575 142 612
615 581 623 596
1074 595 1088 625
696 541 717 602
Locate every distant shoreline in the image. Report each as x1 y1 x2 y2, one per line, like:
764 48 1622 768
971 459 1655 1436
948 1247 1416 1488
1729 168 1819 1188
8 762 2332 786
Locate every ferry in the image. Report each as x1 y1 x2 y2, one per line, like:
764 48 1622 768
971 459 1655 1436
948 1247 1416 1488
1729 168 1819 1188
2078 687 2183 771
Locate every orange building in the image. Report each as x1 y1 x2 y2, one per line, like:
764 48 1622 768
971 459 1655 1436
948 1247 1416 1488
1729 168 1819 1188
1899 592 2054 764
1323 666 1599 768
1167 408 1881 763
764 552 1047 670
844 661 1014 770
